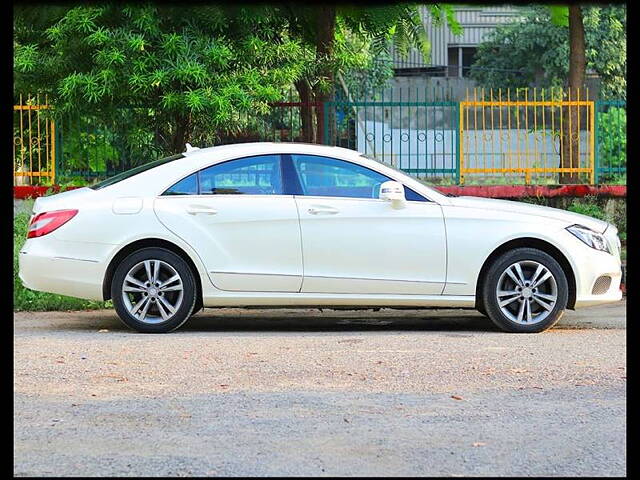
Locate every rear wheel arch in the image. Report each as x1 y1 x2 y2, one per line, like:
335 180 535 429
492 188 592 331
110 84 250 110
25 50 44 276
102 238 203 311
475 237 577 311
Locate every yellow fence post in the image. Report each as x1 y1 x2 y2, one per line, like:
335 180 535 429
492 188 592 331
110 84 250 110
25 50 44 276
13 95 55 186
457 87 596 185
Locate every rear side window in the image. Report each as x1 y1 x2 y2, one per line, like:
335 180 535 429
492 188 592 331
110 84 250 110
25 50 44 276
164 173 198 195
90 154 185 190
198 155 282 195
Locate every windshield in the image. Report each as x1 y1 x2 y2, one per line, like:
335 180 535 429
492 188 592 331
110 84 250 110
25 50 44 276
89 154 185 190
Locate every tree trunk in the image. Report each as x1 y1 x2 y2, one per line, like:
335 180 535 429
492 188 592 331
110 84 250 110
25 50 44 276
560 5 586 184
295 78 316 143
313 6 336 145
171 114 191 154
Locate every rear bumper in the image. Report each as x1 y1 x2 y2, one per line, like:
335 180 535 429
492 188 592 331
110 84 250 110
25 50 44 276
19 239 108 301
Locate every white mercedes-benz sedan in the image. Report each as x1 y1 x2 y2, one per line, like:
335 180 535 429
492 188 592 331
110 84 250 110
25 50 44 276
19 142 622 333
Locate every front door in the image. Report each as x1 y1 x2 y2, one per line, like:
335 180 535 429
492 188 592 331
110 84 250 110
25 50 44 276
154 154 303 292
289 154 447 295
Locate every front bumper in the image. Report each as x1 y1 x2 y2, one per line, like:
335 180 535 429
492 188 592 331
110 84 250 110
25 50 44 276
569 229 623 308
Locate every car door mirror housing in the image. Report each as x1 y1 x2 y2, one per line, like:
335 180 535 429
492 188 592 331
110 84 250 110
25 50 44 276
379 181 406 209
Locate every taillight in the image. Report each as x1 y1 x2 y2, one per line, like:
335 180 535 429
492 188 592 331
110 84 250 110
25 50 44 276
27 209 78 238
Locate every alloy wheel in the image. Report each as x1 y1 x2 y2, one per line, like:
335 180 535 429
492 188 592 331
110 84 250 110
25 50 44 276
121 259 184 324
495 260 558 325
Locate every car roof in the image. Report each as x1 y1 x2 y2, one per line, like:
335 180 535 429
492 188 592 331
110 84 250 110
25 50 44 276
183 142 361 161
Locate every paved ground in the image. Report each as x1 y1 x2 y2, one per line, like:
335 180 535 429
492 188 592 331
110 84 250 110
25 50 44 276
14 301 626 476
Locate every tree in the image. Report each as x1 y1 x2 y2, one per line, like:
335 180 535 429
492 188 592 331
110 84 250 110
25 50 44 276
14 5 308 156
470 5 625 184
469 5 626 98
280 4 461 143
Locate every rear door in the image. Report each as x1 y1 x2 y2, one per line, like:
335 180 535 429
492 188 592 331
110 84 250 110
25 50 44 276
154 154 303 292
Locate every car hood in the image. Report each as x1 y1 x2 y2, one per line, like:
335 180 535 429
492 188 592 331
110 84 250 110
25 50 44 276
448 196 609 233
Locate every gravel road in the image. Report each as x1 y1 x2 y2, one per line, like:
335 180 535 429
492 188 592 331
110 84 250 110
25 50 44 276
14 301 626 476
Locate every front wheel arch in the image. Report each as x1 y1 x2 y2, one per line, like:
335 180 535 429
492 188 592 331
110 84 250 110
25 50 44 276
102 238 203 312
475 237 576 311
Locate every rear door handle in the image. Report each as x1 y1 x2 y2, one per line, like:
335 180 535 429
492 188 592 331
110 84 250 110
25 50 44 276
186 205 218 215
308 206 339 215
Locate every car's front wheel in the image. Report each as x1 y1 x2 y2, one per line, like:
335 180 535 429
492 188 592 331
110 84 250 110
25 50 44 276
482 248 569 333
111 248 197 333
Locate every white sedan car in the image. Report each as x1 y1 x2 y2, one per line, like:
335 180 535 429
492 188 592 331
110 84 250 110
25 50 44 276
19 142 622 333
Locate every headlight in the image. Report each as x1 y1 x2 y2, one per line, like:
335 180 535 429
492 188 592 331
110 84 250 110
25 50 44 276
566 224 612 254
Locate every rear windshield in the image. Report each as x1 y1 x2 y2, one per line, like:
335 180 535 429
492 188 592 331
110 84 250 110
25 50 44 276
89 154 185 190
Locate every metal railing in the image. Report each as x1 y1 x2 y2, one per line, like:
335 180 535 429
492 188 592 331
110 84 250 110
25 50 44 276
326 87 460 183
13 88 626 186
459 87 595 185
13 94 56 185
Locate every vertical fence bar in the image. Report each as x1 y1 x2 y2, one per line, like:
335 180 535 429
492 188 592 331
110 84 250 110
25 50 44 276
455 100 460 184
481 88 486 178
473 88 478 181
36 94 42 181
50 115 56 185
577 87 581 180
589 100 595 184
524 88 530 184
541 89 547 182
459 91 466 185
533 88 538 183
506 89 512 179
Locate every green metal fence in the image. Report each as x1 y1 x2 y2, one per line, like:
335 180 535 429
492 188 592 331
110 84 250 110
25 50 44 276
326 87 459 183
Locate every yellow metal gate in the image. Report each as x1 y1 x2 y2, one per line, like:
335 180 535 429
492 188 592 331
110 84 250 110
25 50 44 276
13 94 56 186
459 88 595 185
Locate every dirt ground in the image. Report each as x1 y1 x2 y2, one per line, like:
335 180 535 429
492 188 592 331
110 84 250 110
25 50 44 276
14 301 626 476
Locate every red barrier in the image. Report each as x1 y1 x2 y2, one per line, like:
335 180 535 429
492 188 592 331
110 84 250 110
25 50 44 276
14 184 626 200
13 186 82 199
433 185 627 199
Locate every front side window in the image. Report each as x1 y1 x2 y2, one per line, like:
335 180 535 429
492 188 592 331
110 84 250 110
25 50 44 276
291 155 390 199
290 154 428 201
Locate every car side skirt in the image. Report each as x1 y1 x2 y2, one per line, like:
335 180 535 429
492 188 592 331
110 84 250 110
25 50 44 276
202 293 476 308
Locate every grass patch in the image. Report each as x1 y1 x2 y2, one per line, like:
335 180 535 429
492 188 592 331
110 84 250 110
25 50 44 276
14 212 112 312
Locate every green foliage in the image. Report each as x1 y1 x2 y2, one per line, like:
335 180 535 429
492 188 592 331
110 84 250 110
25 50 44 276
14 4 460 170
14 212 111 311
470 5 626 99
14 5 308 153
567 198 607 220
598 106 626 169
549 6 569 26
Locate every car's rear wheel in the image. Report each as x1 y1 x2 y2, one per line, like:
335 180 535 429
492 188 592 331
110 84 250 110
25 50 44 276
111 248 197 333
482 248 568 333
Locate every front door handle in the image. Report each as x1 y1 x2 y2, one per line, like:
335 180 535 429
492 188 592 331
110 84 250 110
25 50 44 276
186 205 218 215
308 206 339 215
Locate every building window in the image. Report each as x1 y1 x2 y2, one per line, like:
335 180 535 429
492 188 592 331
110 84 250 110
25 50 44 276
447 46 477 78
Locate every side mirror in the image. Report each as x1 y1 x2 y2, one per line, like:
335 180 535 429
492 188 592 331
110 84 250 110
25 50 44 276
379 181 406 209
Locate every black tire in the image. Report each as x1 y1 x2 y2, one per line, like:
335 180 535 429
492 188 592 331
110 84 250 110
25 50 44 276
482 247 568 333
111 247 197 333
